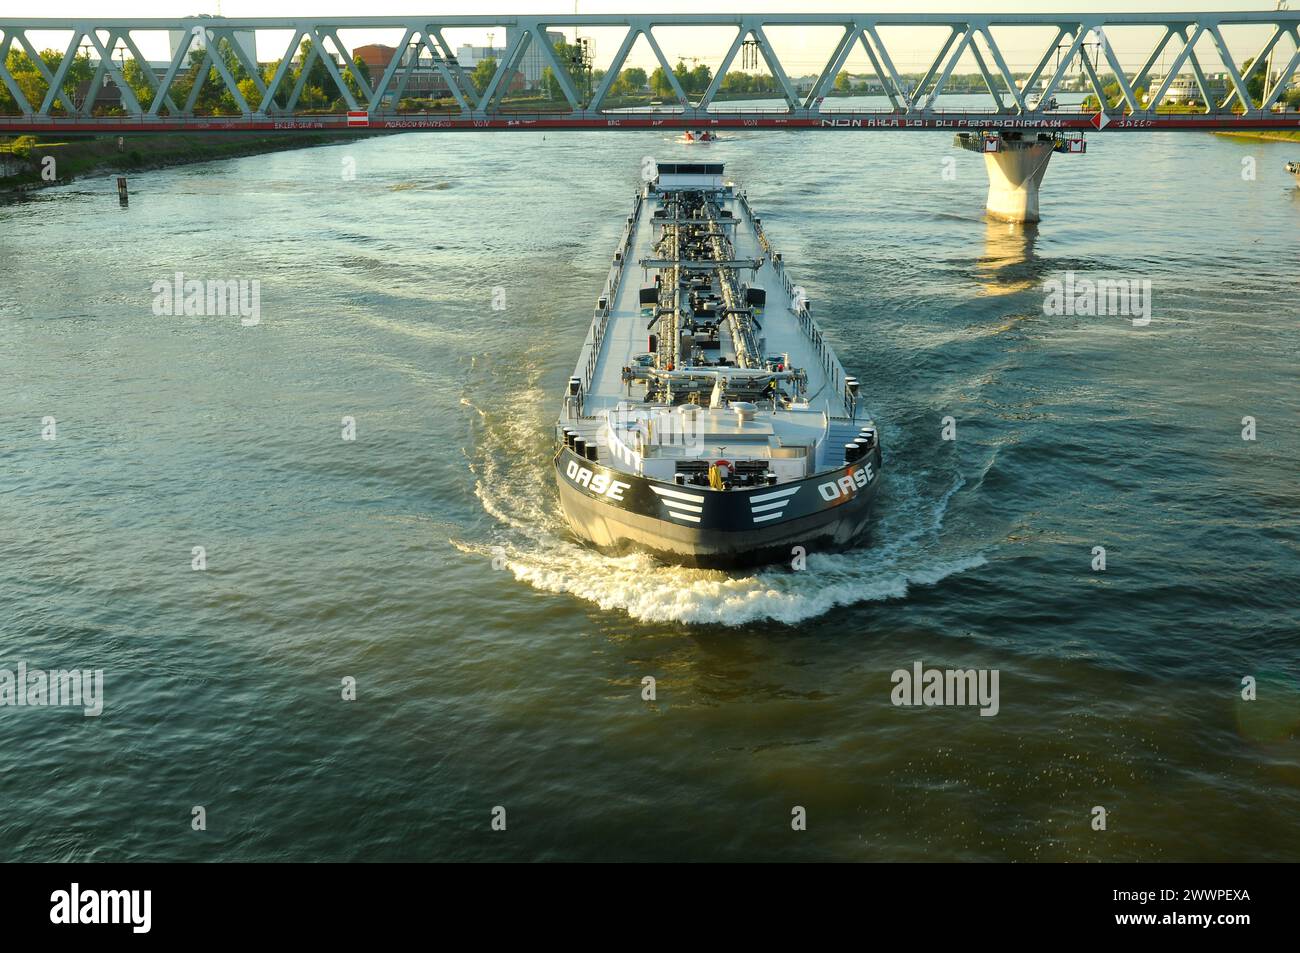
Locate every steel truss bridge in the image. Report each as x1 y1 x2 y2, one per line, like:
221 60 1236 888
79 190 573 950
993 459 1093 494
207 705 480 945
2 12 1300 134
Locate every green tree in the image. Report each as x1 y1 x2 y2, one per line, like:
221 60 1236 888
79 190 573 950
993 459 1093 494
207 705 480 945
327 54 371 107
237 77 263 111
295 37 340 103
544 37 592 101
61 51 94 112
621 67 647 92
0 52 20 113
689 63 712 94
352 57 371 90
1082 81 1126 112
1239 58 1266 106
122 58 156 111
673 59 690 92
650 66 674 99
261 60 289 111
471 57 497 95
721 71 752 94
168 38 257 114
298 84 328 110
834 70 851 93
18 47 94 113
670 60 713 96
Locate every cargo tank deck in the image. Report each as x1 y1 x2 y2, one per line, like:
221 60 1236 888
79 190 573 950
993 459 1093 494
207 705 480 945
576 172 856 473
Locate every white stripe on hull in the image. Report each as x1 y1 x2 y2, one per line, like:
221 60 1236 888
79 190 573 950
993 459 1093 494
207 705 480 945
651 486 706 503
748 486 801 504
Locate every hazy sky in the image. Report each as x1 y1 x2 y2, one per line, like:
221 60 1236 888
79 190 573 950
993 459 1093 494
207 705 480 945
15 0 1289 14
6 1 1294 77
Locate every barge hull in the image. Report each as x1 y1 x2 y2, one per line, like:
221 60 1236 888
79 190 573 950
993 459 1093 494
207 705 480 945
554 447 881 569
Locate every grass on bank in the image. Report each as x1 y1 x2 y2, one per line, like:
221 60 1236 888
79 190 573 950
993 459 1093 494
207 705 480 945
1214 129 1300 143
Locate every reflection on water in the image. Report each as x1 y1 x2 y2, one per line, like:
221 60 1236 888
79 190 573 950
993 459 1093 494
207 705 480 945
975 218 1039 296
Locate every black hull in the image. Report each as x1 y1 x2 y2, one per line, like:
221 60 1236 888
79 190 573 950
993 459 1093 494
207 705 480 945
554 445 881 569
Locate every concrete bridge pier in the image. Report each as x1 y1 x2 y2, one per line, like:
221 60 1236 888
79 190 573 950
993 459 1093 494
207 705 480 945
984 138 1054 223
956 132 1057 224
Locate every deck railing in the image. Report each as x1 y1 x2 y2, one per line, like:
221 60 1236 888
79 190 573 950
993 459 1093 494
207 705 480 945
752 214 853 419
579 187 643 401
739 193 775 259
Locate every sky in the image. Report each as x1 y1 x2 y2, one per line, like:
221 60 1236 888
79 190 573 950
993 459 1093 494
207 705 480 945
7 0 1289 17
6 1 1288 13
3 1 1294 78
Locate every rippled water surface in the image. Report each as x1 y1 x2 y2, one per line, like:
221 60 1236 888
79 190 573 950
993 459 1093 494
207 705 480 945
2 115 1298 861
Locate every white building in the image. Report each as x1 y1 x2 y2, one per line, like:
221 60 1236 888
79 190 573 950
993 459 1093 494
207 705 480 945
453 29 568 89
1146 73 1227 105
454 44 505 70
508 28 568 88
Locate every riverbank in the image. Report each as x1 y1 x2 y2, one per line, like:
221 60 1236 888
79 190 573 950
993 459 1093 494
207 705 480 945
1215 129 1300 143
0 131 371 200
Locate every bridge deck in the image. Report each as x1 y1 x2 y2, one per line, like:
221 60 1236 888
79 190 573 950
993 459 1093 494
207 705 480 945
4 113 1300 134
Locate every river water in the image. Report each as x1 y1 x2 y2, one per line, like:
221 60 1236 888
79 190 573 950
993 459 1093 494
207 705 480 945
2 103 1298 861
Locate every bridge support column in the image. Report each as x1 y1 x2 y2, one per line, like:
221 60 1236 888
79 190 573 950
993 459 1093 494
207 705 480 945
957 132 1055 224
983 137 1054 223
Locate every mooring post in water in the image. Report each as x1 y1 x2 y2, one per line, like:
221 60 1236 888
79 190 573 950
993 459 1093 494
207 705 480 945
117 176 128 207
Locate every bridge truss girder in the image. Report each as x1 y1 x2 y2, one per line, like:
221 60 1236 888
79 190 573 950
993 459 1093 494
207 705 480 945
1 12 1299 123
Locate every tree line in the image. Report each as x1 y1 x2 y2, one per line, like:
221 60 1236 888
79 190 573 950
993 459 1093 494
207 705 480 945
0 37 372 116
5 39 1297 115
1081 60 1300 111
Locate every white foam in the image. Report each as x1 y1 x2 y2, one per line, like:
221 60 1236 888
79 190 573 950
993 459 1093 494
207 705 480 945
458 385 983 624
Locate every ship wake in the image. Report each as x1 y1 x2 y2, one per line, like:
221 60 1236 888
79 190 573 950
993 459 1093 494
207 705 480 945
458 386 985 626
